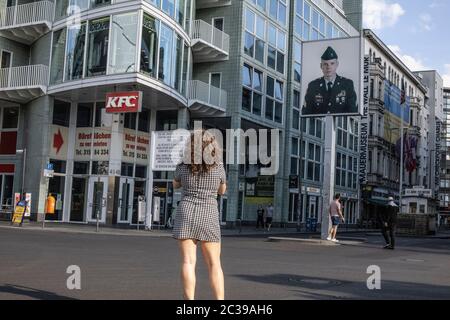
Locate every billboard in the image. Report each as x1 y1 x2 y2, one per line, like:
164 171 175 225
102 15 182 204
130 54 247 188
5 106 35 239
300 37 363 117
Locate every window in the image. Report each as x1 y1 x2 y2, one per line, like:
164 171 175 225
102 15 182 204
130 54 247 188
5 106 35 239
121 162 134 177
242 64 263 116
2 107 19 129
141 14 159 78
269 0 286 25
159 23 173 85
86 18 110 77
293 40 301 83
265 75 283 123
124 113 137 130
50 28 67 84
53 101 71 127
306 142 321 182
292 90 300 130
266 23 285 74
244 8 265 65
65 23 86 81
76 103 93 128
138 110 150 132
74 161 89 175
109 13 138 74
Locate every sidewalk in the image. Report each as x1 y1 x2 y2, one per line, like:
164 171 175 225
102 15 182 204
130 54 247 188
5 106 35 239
0 220 379 238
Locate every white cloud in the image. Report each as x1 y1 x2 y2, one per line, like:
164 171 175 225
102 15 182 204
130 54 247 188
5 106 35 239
443 64 450 87
363 0 405 30
419 13 433 31
429 1 443 9
388 45 429 71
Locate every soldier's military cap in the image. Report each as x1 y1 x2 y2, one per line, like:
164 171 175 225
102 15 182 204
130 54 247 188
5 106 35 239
321 46 338 61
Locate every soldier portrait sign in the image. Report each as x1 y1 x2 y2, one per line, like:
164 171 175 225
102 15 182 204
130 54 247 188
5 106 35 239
300 37 363 117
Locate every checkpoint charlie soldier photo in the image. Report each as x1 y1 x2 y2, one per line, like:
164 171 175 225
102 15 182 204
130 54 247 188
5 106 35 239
301 38 361 117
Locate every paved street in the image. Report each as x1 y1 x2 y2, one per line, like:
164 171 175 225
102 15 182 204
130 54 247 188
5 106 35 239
1 227 450 300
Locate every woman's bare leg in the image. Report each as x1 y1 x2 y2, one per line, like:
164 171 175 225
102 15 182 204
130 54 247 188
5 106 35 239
201 242 224 300
179 239 198 300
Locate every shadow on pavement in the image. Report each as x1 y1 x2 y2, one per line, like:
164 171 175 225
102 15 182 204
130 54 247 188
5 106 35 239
233 273 450 300
0 284 78 300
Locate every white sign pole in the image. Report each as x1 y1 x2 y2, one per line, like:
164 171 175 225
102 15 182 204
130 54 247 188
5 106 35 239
321 115 336 240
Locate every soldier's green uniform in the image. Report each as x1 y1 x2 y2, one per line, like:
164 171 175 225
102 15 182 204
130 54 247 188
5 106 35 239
302 47 358 116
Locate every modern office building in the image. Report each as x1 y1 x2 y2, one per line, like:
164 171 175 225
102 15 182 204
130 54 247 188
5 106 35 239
362 29 430 221
0 0 361 227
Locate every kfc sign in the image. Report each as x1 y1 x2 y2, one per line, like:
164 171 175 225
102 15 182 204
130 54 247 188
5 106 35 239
106 91 143 113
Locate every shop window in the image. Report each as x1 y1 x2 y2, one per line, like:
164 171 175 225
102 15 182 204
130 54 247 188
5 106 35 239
121 163 134 177
2 107 19 129
92 161 109 175
124 113 137 130
156 110 177 130
0 132 17 155
1 175 14 209
94 102 106 127
138 110 150 132
74 161 90 175
135 165 147 178
50 159 67 174
77 103 93 127
53 101 71 127
46 176 65 221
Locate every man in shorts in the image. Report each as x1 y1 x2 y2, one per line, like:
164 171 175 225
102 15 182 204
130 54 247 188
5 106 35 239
327 194 345 242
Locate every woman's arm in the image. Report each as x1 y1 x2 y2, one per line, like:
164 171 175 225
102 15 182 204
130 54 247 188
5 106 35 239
217 183 227 195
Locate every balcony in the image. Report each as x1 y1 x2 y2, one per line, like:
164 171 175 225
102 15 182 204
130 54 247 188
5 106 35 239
188 80 227 117
0 1 53 44
369 58 385 78
0 65 48 103
191 20 229 63
195 0 231 9
409 96 422 108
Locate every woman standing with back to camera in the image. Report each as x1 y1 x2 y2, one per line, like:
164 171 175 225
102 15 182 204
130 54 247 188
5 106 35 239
172 130 227 300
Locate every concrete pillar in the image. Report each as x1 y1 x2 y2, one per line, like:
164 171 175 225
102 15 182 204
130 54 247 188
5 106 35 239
321 116 336 239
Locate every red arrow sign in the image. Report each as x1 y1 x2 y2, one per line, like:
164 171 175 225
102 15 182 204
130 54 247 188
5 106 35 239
53 129 64 154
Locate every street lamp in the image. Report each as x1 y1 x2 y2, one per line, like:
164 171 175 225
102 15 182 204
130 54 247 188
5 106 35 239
16 148 26 196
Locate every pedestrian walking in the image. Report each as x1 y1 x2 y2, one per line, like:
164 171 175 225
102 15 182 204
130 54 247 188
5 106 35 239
256 205 265 229
380 197 398 250
265 204 274 232
172 130 227 300
327 194 345 242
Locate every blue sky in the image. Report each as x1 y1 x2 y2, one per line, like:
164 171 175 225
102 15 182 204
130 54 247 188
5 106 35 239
363 0 450 86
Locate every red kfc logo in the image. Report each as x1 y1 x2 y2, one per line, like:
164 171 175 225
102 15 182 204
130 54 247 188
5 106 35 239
106 91 143 113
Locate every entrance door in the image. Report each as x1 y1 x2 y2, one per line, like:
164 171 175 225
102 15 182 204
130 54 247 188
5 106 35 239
70 177 87 222
87 176 108 223
0 50 12 87
118 177 134 224
309 196 317 219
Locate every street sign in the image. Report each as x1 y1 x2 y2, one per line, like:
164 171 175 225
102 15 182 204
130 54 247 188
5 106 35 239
47 163 54 170
44 169 54 178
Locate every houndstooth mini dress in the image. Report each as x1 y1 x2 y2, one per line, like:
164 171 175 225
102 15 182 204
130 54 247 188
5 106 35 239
172 163 226 243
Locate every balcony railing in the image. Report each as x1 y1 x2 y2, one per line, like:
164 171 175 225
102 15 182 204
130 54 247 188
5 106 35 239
191 19 229 62
0 65 48 102
0 65 48 89
0 1 53 43
188 80 227 112
0 1 53 28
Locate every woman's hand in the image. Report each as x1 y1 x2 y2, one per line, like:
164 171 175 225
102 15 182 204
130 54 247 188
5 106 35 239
173 179 181 189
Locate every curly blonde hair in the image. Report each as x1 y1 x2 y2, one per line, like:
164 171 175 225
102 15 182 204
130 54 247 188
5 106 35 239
182 129 223 175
